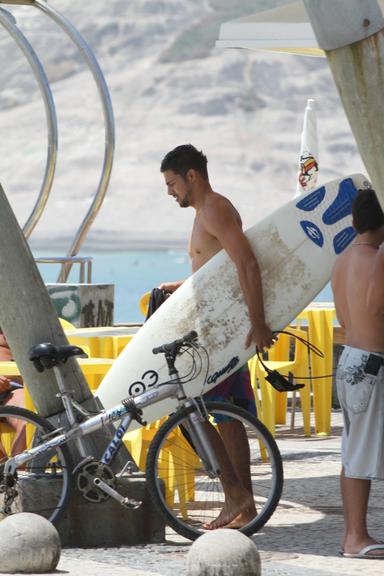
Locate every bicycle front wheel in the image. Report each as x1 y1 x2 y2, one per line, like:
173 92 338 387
146 401 283 541
0 406 72 524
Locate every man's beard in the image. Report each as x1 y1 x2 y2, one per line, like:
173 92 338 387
179 184 192 207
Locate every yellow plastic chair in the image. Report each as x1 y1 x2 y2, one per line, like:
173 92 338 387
247 356 263 419
299 307 336 435
139 291 151 317
124 420 180 508
250 327 311 437
59 318 76 331
60 318 92 353
0 421 15 454
124 419 165 472
124 420 197 519
59 318 108 389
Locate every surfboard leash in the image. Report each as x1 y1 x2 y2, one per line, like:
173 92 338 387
256 329 325 393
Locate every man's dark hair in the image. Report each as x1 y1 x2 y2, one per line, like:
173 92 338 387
352 188 384 233
160 144 208 180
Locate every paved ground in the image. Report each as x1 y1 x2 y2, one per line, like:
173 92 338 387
7 410 384 575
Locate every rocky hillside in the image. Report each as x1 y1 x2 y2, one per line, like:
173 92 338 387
0 0 365 251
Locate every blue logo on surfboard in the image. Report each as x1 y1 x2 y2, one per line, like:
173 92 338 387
300 221 324 247
296 178 358 254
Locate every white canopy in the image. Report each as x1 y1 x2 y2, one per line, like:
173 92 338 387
215 0 384 57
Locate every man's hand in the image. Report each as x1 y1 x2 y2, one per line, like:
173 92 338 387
246 323 275 351
158 280 184 293
0 376 11 393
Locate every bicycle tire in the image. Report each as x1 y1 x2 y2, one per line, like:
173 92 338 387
0 405 72 524
146 400 283 541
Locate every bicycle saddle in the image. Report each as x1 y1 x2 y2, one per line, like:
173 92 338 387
29 342 87 372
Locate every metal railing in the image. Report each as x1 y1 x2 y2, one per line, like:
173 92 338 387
0 6 58 239
33 0 115 283
0 0 115 282
35 256 93 284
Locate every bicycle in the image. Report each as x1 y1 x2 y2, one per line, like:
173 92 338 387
0 331 283 541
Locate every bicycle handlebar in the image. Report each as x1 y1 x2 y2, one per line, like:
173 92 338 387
152 330 198 356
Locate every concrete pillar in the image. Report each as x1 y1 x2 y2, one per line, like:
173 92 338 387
186 529 261 576
303 0 384 208
0 513 61 573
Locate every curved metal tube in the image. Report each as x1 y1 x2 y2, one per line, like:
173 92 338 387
33 0 115 282
0 7 58 238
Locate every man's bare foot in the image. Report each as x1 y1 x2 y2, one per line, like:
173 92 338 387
203 495 255 530
223 506 257 529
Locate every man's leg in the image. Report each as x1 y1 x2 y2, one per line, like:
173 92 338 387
340 467 384 556
202 365 256 529
217 419 256 527
201 419 255 530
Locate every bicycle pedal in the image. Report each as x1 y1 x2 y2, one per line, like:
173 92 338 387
122 498 142 510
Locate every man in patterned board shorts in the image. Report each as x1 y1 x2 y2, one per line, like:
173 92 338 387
158 144 274 530
332 188 384 559
204 364 256 422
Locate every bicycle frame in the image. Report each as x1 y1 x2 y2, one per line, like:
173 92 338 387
4 352 201 474
1 334 284 538
5 334 222 509
4 370 185 476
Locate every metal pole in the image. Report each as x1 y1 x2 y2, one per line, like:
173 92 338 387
303 0 384 207
0 6 58 238
31 0 115 282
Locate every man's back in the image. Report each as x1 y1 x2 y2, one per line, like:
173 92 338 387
332 244 384 352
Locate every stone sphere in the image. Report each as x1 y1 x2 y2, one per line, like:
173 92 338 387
0 513 61 573
186 529 261 576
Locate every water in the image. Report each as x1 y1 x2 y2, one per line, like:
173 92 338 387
32 249 333 324
33 249 191 324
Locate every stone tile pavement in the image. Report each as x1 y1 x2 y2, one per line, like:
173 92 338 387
8 410 384 575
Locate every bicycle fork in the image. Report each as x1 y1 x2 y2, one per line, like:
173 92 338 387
163 355 222 479
182 401 221 479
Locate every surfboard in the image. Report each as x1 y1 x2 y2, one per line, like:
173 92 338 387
96 173 369 424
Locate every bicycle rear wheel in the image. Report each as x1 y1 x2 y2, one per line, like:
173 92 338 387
0 406 72 524
146 400 283 541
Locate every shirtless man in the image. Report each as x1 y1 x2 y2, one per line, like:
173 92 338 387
332 188 384 559
159 144 274 529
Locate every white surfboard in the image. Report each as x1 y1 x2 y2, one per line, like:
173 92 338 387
97 173 369 424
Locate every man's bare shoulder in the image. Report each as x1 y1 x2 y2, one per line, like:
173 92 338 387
203 192 241 222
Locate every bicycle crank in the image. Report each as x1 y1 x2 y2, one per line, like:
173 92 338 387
93 477 141 509
76 460 116 503
76 459 141 509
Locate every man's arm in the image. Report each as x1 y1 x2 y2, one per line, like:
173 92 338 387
367 244 384 316
331 260 345 328
202 201 274 350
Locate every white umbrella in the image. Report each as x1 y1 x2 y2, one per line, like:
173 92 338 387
295 98 319 197
215 1 324 57
216 0 384 58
